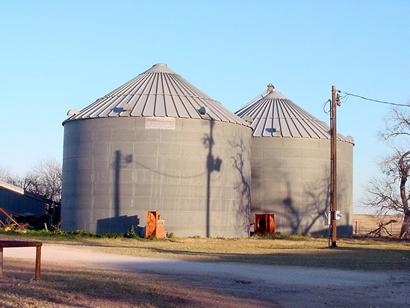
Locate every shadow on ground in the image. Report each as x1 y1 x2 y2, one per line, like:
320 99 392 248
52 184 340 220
142 246 410 270
0 262 277 308
43 239 410 270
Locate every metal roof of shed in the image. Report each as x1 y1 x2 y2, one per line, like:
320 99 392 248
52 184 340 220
235 85 353 143
64 63 247 126
0 180 58 205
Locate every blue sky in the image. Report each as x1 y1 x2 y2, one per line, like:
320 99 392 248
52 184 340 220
0 1 409 213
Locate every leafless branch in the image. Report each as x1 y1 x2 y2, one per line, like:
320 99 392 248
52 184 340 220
380 107 410 141
24 160 62 203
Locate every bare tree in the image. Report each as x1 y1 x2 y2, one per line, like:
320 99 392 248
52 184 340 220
380 108 410 140
365 107 410 239
365 150 409 238
0 167 24 187
24 160 62 203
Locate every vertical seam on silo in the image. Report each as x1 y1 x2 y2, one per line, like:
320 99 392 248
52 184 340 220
165 74 190 118
304 118 324 139
163 73 181 117
125 72 151 96
279 100 293 137
168 74 198 118
271 99 275 137
103 85 139 117
263 99 272 135
129 73 153 116
252 99 265 136
314 120 333 139
171 74 202 111
173 76 233 122
285 100 312 138
95 74 152 118
177 74 211 100
153 73 160 116
313 120 329 138
285 99 301 137
198 97 225 122
81 94 119 118
76 98 104 119
91 96 119 118
293 101 329 138
287 97 330 138
160 73 167 116
274 101 283 137
114 77 139 97
140 74 156 116
257 99 270 136
240 98 260 118
101 79 131 98
287 100 321 138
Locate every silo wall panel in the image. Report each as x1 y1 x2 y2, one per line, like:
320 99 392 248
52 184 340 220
251 137 353 235
62 117 251 237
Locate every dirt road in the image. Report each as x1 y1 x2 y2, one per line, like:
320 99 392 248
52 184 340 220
4 244 410 307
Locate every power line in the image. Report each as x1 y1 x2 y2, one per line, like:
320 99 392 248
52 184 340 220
340 91 410 107
323 99 331 114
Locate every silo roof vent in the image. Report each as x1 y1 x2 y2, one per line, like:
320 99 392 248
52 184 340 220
198 106 207 115
267 83 275 93
66 108 80 116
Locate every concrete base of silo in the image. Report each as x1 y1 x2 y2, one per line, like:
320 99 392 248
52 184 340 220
250 137 353 236
62 117 252 238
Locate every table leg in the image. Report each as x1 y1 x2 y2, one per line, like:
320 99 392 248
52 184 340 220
0 247 3 278
35 246 41 281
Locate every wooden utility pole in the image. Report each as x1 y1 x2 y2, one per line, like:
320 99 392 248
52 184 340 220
330 85 338 248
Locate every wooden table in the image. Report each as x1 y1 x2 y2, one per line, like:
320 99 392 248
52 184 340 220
0 240 42 281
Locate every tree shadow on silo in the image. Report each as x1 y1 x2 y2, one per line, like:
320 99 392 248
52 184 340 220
249 157 302 234
307 172 352 236
281 182 303 233
300 174 331 235
250 155 344 235
229 138 251 235
281 173 330 235
282 170 350 235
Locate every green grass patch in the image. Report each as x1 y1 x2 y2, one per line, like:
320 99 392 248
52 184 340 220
0 229 128 239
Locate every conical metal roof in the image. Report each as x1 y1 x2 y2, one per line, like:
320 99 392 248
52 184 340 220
64 63 247 126
235 84 353 142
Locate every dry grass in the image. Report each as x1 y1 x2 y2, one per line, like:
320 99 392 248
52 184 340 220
2 233 410 270
1 235 409 307
90 237 410 270
0 260 271 308
353 214 403 236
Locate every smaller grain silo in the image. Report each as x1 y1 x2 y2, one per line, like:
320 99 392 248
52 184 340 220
236 84 354 235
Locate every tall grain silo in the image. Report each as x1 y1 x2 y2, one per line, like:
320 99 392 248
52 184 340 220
62 64 251 237
235 84 354 235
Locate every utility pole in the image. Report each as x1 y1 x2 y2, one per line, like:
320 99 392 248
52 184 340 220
330 85 339 248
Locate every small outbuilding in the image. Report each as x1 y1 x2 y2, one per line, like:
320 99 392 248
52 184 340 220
0 180 58 228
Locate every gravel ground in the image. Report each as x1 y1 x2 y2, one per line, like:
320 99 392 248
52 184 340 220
3 244 410 307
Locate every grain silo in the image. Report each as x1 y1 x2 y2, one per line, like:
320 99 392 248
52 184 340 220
62 64 251 237
235 84 354 235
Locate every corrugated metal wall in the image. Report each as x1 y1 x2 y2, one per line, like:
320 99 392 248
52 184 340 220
250 138 353 235
62 117 252 237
